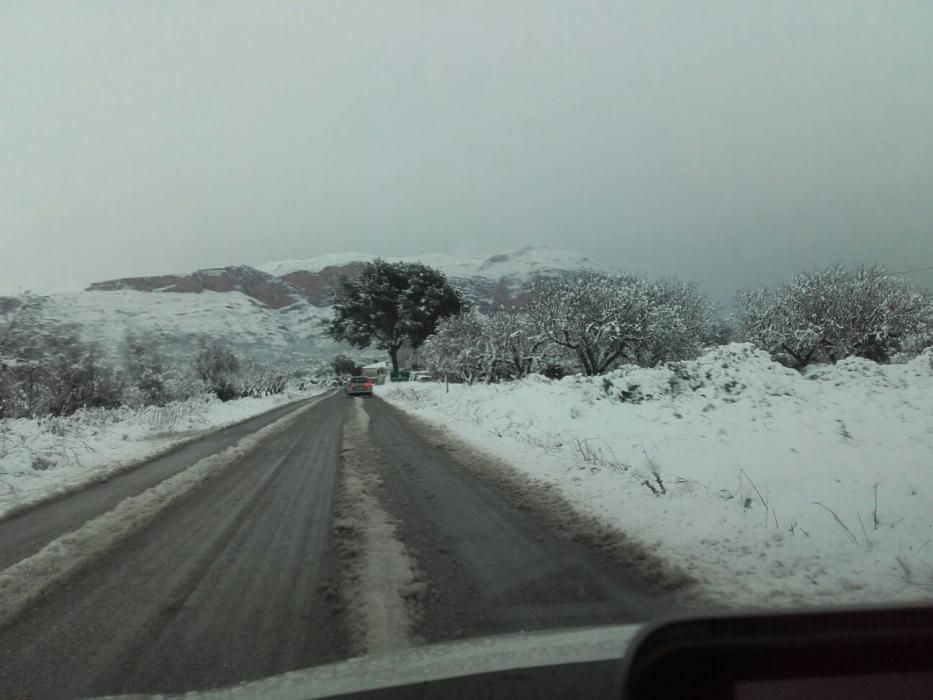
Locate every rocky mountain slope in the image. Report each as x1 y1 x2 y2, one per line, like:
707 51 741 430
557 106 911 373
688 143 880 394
31 247 605 371
90 246 606 310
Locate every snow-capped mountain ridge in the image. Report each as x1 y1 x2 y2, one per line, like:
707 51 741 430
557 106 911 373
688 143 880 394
256 252 379 277
256 246 607 281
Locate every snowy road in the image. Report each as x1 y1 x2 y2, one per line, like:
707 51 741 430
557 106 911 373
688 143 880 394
0 396 326 573
0 394 666 699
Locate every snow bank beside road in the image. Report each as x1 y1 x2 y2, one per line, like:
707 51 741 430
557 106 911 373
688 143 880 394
380 345 933 608
0 389 326 519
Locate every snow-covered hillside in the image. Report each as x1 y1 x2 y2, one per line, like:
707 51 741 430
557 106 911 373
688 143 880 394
42 289 341 370
380 345 933 608
257 246 608 281
19 246 608 371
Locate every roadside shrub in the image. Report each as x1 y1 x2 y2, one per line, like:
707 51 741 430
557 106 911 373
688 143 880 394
194 337 242 401
1 294 124 417
333 353 362 377
240 361 288 397
122 331 169 406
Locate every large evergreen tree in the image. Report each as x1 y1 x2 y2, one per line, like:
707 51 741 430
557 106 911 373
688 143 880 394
328 260 464 371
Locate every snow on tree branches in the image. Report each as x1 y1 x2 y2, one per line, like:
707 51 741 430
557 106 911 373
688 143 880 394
526 273 714 375
421 273 715 380
421 308 546 383
421 312 487 384
737 265 933 368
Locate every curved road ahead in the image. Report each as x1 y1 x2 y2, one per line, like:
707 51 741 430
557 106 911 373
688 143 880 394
0 393 661 699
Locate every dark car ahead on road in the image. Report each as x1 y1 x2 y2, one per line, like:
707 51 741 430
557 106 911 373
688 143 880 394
345 376 374 397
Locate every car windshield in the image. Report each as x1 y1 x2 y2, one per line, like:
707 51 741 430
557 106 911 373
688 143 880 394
1 2 931 698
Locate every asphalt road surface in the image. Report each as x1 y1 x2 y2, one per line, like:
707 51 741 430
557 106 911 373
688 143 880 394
0 396 321 572
0 393 661 700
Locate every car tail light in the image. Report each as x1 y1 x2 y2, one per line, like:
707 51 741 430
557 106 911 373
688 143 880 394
364 383 373 389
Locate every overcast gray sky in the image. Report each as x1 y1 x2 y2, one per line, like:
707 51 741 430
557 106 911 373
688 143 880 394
2 1 932 303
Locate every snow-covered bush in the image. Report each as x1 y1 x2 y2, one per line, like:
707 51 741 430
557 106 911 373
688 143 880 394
891 330 933 363
702 316 737 347
332 353 362 377
1 294 124 418
45 338 124 416
239 360 288 397
592 343 800 404
143 397 209 433
194 337 242 401
122 331 169 406
737 265 933 368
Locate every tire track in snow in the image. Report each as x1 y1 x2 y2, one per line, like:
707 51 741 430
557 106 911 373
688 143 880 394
0 396 327 631
333 399 425 656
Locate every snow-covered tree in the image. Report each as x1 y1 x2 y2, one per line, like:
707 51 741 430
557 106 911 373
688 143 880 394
327 260 464 372
483 307 546 379
632 278 714 367
527 274 630 375
527 273 713 375
422 308 551 383
737 267 846 367
737 265 933 368
421 312 487 383
844 266 932 362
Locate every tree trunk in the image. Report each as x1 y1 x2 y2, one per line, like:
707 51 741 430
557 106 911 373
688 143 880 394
582 346 600 376
389 346 401 373
596 348 625 374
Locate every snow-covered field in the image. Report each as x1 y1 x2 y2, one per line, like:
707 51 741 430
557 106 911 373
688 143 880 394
380 345 933 608
0 388 325 519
